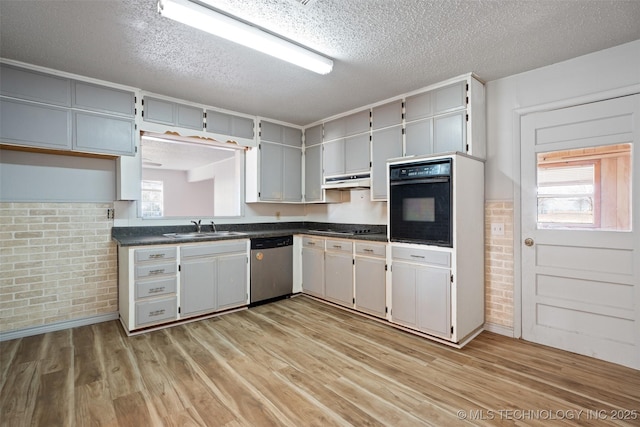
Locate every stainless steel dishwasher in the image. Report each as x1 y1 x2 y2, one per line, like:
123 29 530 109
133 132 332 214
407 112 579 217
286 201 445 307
250 235 293 305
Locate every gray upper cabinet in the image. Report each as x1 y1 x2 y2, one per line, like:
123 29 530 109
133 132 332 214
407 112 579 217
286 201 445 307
0 98 72 149
0 63 71 106
405 81 466 121
256 120 302 203
322 139 345 177
143 97 203 130
433 81 466 114
404 78 478 159
323 133 370 177
74 111 135 156
304 143 323 202
344 133 370 174
73 82 135 117
433 111 466 153
206 110 254 140
324 109 370 141
144 97 174 126
260 120 302 147
404 118 433 157
0 64 135 156
371 125 403 200
372 100 402 130
304 124 322 146
283 145 303 202
259 142 284 201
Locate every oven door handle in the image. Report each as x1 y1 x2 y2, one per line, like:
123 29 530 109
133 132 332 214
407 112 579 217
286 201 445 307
389 177 450 186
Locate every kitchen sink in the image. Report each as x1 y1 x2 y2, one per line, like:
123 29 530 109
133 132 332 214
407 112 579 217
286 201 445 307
162 231 247 239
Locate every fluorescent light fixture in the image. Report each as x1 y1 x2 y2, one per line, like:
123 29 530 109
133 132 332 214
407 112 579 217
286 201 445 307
158 0 333 74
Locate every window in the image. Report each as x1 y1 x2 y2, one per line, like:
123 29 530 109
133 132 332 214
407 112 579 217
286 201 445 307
536 143 632 231
141 180 164 217
537 162 598 226
140 133 243 218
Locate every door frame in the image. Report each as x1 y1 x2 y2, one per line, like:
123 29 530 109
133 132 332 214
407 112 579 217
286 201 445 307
512 83 640 339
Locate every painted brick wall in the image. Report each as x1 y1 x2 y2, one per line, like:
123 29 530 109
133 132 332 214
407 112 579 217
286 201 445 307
485 201 514 331
0 202 117 334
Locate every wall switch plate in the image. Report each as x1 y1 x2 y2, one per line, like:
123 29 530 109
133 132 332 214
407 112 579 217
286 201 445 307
491 223 504 236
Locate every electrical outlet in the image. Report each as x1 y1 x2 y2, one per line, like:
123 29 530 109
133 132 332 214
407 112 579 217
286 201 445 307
275 211 281 220
491 223 504 236
107 208 115 220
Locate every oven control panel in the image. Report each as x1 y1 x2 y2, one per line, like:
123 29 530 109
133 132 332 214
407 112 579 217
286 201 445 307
390 159 451 181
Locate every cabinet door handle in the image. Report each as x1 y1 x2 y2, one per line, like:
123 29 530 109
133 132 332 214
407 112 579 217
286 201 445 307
410 255 425 259
149 269 165 275
148 287 165 294
363 248 374 253
149 253 165 259
149 309 166 317
333 245 342 249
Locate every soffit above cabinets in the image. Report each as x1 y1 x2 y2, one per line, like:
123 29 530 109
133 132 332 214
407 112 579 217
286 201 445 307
1 1 639 126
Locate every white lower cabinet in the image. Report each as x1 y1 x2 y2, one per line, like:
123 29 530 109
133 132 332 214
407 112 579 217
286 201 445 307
390 245 452 340
118 240 249 334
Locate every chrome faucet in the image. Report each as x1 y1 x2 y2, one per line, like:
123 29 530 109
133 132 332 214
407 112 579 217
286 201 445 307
210 221 217 233
191 220 202 233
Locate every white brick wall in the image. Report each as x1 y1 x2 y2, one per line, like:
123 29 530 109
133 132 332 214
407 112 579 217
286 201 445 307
485 201 514 330
0 202 117 333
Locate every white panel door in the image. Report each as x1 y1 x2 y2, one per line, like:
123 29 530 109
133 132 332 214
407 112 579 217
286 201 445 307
521 94 640 369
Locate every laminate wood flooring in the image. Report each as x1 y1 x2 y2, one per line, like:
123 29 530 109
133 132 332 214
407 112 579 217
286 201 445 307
1 296 639 426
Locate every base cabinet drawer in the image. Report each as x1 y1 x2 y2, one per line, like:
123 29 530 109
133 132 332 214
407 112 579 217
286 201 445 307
135 262 177 279
135 247 177 262
135 297 177 327
135 277 177 299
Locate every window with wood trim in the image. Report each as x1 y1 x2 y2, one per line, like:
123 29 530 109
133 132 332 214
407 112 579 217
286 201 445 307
536 143 631 231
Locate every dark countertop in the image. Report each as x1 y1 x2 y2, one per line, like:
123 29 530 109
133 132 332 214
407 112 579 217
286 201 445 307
112 222 387 247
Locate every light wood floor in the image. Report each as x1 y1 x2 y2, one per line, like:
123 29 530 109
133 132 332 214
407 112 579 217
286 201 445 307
1 296 639 426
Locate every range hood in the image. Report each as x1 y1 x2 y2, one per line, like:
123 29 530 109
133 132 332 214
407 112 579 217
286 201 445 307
322 172 371 190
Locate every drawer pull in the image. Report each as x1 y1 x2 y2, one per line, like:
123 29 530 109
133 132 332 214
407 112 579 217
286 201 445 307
333 245 342 249
410 255 425 259
363 248 374 252
148 287 165 294
149 269 165 275
307 242 316 246
149 253 166 259
148 309 166 317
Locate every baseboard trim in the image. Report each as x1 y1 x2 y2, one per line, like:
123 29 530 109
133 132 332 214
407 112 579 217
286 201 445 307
0 312 119 342
483 322 514 338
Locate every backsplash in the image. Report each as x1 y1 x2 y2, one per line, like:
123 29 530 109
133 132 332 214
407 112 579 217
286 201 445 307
0 202 117 334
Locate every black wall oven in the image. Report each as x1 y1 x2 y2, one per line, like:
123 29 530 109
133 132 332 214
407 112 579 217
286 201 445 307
389 157 453 247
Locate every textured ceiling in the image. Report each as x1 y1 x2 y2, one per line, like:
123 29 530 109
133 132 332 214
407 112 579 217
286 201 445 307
1 0 639 126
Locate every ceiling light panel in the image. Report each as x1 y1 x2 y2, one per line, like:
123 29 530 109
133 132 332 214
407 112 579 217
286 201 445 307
158 0 333 74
